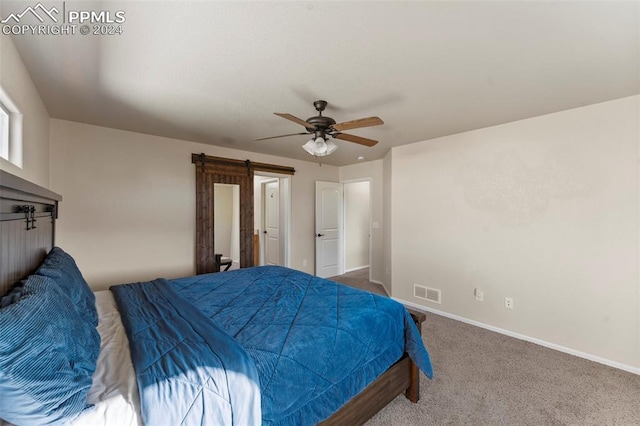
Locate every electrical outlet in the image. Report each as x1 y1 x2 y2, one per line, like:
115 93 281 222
474 288 483 302
302 259 307 267
505 297 514 309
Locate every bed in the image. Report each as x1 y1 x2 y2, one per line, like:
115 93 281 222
0 171 433 425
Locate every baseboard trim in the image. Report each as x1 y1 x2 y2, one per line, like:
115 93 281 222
370 280 390 296
344 265 370 273
393 297 640 376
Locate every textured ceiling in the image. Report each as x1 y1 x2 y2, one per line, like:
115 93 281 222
4 0 639 166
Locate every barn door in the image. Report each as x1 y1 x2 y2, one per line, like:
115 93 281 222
192 154 295 274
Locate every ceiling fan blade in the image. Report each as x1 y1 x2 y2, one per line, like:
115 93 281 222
334 133 378 147
332 116 383 132
255 132 309 141
274 113 316 130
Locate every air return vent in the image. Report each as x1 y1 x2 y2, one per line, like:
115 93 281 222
414 284 441 304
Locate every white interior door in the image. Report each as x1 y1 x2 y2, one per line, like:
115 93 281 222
315 181 343 278
263 180 280 266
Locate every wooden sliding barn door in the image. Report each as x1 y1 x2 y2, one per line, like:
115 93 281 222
192 154 295 275
193 155 254 274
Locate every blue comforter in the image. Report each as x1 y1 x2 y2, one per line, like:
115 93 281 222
110 279 261 426
112 266 433 425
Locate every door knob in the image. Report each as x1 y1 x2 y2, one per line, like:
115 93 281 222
317 233 325 237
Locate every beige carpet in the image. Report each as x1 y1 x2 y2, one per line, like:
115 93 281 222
329 269 640 425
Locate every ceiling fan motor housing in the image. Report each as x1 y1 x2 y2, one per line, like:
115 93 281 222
305 115 336 133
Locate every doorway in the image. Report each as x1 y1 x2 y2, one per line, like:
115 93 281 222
254 173 291 267
314 179 372 280
343 180 371 273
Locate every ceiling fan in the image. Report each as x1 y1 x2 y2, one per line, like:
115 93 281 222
256 100 383 157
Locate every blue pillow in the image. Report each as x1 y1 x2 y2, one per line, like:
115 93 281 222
36 247 98 326
0 283 24 308
0 274 100 425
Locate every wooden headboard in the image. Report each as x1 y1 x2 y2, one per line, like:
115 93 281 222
0 171 62 296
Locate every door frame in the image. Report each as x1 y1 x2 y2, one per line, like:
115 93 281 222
261 178 280 266
341 178 373 282
255 172 291 268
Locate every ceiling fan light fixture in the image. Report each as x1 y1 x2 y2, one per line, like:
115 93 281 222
313 139 337 157
301 136 338 157
325 139 338 155
302 139 317 155
314 137 328 154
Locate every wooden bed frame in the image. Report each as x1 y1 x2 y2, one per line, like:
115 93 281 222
0 170 424 425
321 309 426 425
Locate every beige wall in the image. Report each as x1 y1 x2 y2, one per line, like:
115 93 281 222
49 119 338 289
340 159 385 284
0 37 49 187
391 96 640 369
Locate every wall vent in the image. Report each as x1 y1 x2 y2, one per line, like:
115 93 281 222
414 284 441 304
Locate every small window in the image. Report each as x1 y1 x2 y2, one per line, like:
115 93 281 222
0 103 9 161
0 88 22 168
